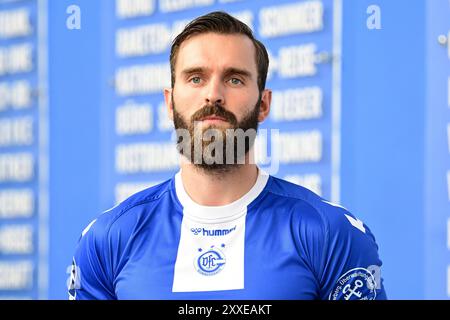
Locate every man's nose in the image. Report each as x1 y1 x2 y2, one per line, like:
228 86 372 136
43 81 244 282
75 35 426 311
205 77 225 105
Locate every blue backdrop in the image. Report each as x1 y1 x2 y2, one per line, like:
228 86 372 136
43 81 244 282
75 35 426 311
0 0 448 299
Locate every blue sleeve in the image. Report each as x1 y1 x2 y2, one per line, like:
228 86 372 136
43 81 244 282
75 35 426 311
315 201 387 300
68 217 116 300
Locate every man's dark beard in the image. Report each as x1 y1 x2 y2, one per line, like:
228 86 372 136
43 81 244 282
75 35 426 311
172 92 261 174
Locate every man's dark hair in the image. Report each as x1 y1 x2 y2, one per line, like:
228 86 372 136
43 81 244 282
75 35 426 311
170 11 269 92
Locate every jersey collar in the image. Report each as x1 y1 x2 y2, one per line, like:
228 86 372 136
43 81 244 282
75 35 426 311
174 168 269 223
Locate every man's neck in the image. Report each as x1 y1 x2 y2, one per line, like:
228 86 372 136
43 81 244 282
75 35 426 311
180 162 259 207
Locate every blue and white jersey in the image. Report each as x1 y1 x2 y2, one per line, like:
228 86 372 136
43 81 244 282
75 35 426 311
69 169 387 300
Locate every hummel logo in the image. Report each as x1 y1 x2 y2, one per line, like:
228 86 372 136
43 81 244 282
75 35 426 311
190 226 237 236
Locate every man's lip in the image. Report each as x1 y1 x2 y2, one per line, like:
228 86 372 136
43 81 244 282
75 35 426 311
201 115 227 121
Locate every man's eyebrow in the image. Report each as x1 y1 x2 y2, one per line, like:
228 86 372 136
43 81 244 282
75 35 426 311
224 67 252 79
180 67 209 77
180 67 253 79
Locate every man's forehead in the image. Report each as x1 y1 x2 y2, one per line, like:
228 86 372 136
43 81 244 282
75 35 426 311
175 33 257 75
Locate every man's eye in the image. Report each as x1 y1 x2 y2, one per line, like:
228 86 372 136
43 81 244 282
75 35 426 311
190 77 201 84
230 78 243 85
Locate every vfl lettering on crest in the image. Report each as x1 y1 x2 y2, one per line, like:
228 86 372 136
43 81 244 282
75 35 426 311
194 244 226 276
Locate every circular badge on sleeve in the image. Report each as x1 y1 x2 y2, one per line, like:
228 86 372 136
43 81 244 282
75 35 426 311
328 267 377 300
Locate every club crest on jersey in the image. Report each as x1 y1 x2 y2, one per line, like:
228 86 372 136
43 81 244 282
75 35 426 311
194 244 226 276
328 267 377 300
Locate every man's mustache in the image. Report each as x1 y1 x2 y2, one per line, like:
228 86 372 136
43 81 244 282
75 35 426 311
191 103 238 126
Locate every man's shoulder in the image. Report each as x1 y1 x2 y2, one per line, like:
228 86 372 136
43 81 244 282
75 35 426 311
265 176 379 258
266 175 331 216
266 175 363 233
266 175 322 203
81 177 175 239
111 178 175 214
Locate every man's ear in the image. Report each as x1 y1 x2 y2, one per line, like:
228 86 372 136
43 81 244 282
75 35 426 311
258 89 272 122
164 88 173 121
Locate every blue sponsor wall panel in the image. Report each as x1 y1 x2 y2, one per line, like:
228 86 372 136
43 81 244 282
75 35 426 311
47 0 103 300
0 0 448 299
424 0 450 299
0 0 46 299
340 0 426 299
